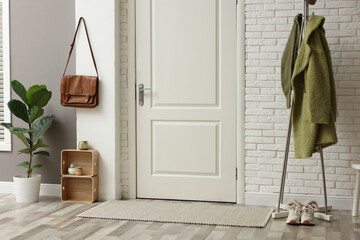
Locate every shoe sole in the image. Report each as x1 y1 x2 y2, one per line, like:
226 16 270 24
301 220 314 226
286 220 300 225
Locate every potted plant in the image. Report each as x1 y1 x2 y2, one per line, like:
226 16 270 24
0 80 55 203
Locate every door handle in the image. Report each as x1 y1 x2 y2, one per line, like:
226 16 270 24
139 83 151 106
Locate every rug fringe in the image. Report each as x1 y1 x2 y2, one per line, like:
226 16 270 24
76 215 269 228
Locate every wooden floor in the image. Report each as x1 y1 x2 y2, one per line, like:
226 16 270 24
0 194 359 240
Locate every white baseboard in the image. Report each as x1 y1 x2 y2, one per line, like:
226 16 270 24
0 181 61 197
245 192 354 210
0 182 353 209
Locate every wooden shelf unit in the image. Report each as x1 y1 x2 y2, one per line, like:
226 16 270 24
61 149 99 203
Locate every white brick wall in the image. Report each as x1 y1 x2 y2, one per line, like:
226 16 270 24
120 0 360 199
245 0 360 197
120 0 129 198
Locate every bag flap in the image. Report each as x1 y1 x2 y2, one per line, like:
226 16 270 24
61 75 98 96
61 76 68 94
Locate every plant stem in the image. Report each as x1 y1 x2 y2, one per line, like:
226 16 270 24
28 123 33 178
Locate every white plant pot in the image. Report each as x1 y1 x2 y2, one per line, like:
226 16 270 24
13 174 41 203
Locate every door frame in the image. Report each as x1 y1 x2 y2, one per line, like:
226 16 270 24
126 0 245 204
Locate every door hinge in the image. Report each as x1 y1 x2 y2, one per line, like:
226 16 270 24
235 167 238 180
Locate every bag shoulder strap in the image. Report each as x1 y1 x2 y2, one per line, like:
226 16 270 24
63 17 99 77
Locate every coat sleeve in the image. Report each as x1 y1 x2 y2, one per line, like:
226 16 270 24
305 31 331 124
281 22 300 109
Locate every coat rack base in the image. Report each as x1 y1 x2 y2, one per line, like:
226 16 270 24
272 211 289 219
272 204 333 221
275 203 332 212
314 212 332 222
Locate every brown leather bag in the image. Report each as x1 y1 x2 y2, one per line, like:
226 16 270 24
61 17 99 108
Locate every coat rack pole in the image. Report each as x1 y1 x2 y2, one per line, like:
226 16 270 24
319 145 328 214
304 1 309 20
277 111 292 213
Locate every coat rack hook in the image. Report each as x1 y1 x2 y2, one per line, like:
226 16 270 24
305 0 317 5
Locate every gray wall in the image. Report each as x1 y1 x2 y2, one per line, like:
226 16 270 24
0 0 76 183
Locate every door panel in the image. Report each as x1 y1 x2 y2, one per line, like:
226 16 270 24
152 121 219 176
152 0 218 107
136 0 237 202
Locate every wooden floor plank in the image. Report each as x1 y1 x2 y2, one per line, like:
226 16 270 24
190 225 215 240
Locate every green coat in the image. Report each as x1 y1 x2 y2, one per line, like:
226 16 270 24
281 14 303 109
291 15 337 159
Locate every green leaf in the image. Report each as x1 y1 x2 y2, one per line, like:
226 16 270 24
11 80 28 105
32 164 43 168
31 89 52 108
12 128 33 134
0 123 30 148
0 122 10 129
29 106 44 123
27 168 33 175
0 122 12 129
0 123 33 134
26 85 46 105
8 99 30 123
32 138 48 151
14 133 30 148
17 161 30 168
33 115 55 142
34 151 50 156
18 148 30 154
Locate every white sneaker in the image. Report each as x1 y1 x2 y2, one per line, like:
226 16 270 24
286 199 302 225
301 200 319 226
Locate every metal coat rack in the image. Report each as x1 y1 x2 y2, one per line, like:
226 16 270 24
272 0 332 222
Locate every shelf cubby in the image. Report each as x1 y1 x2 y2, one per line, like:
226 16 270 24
61 149 98 176
61 176 98 203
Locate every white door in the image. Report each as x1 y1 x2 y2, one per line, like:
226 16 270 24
136 0 237 202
